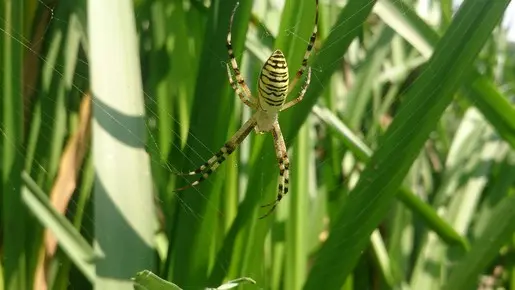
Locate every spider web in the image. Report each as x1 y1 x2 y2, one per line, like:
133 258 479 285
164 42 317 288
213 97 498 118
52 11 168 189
1 0 514 289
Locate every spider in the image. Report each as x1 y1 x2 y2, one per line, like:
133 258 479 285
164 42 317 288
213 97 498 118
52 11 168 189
176 0 318 218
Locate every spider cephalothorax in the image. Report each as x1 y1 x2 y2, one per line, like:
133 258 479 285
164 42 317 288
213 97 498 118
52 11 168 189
176 0 318 218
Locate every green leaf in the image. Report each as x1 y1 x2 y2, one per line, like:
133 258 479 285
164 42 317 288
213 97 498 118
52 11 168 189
1 1 27 288
410 108 504 289
303 1 510 289
21 172 95 282
313 105 469 250
442 194 515 290
88 0 156 287
376 0 515 149
132 271 255 290
133 270 182 290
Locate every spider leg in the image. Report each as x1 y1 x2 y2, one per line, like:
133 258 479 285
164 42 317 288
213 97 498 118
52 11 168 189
259 122 290 219
280 67 311 111
173 151 224 176
287 0 318 95
175 117 257 192
227 2 255 103
174 159 224 191
226 64 257 109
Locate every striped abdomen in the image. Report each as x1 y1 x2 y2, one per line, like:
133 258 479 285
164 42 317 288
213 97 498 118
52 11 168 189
258 50 289 111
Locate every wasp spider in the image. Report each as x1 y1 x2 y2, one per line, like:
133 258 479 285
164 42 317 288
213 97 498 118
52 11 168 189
176 0 318 218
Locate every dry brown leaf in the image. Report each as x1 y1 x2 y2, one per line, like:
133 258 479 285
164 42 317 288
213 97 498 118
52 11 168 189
33 247 47 290
36 92 91 289
44 92 91 256
34 92 92 290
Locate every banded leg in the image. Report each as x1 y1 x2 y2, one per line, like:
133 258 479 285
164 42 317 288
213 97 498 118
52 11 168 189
226 64 257 109
260 121 290 219
281 67 311 111
175 117 257 191
174 149 224 177
287 0 318 94
227 2 254 102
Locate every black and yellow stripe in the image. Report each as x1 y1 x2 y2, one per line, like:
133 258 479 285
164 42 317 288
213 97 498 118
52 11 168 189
258 50 289 110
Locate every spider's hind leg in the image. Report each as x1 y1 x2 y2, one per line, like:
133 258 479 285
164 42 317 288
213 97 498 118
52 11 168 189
174 148 230 191
259 155 289 219
174 117 257 191
174 154 220 176
259 122 290 219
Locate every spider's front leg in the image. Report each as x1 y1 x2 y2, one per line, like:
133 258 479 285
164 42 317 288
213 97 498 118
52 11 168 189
280 67 311 112
286 0 318 94
226 64 257 109
260 122 290 219
226 2 257 109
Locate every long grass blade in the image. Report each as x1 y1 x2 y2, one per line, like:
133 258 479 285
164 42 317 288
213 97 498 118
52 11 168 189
1 0 27 288
304 1 510 289
88 0 156 287
375 0 515 149
442 194 515 290
313 105 469 250
21 171 95 282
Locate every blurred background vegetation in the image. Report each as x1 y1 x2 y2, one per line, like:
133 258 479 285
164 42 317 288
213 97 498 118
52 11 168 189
1 0 515 289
